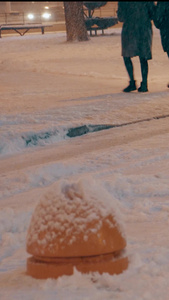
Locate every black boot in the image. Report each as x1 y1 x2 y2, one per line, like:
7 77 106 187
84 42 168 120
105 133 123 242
138 81 148 92
123 80 137 93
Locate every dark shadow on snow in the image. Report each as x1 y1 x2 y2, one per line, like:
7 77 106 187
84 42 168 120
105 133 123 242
21 112 169 147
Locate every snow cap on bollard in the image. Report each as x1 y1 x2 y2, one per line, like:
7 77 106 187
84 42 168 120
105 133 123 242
26 177 128 279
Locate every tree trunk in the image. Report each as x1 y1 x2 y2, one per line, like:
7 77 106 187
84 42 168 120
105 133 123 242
64 2 89 42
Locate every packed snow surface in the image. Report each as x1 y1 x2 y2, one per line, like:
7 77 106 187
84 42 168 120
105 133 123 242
1 26 169 299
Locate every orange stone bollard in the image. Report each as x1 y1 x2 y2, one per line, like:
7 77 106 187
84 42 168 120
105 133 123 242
26 178 128 279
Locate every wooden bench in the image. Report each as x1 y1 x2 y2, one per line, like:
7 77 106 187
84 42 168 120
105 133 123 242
0 24 53 38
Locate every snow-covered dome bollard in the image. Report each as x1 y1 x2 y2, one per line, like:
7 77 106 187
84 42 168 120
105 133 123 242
26 178 128 279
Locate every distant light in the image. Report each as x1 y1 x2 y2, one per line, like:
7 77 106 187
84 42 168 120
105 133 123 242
44 6 49 9
42 12 51 19
27 13 34 20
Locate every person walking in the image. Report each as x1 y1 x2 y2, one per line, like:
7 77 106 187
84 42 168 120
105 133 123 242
154 2 169 87
117 2 155 93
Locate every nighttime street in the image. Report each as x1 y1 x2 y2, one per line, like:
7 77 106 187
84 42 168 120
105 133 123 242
0 15 169 300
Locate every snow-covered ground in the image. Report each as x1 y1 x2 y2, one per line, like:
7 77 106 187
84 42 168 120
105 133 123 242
1 26 169 299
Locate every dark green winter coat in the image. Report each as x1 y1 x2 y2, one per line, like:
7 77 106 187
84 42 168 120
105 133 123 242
154 2 169 55
117 2 155 60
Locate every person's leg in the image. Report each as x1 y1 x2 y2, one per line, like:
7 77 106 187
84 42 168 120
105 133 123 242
123 57 137 92
167 52 169 88
138 57 148 92
123 57 135 81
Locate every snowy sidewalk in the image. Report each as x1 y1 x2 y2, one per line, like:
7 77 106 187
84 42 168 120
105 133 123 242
1 89 169 158
1 27 169 300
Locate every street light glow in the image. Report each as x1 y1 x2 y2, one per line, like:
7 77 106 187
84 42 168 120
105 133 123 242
27 13 34 20
42 12 51 19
